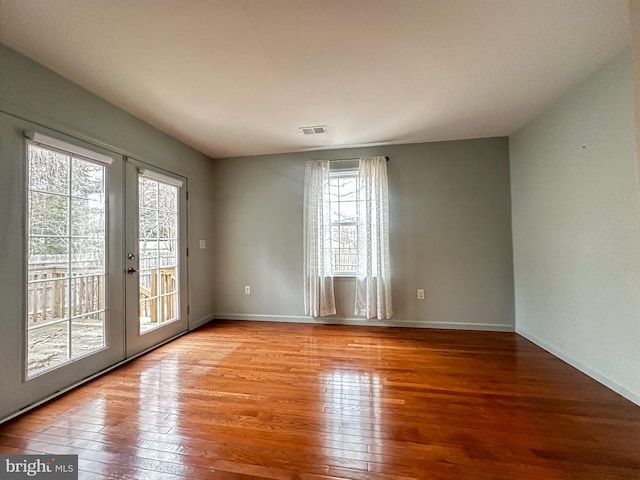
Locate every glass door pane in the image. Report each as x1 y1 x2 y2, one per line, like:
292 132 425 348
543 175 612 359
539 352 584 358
138 176 179 334
26 143 107 377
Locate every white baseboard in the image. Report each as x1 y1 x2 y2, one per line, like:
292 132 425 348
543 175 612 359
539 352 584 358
189 314 215 331
516 327 640 407
212 313 514 332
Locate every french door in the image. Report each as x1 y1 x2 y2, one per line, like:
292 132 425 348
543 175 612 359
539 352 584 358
22 130 187 400
24 132 125 384
124 159 188 357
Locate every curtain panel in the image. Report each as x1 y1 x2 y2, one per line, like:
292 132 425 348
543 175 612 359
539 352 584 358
354 156 393 319
303 160 336 317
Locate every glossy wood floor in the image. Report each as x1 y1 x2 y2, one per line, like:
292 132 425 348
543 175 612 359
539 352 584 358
1 320 639 479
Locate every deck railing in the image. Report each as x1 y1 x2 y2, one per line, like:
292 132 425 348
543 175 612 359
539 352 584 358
139 268 177 323
27 266 103 326
27 261 176 326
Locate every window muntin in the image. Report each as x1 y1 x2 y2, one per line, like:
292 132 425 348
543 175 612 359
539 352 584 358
26 142 107 377
328 170 358 275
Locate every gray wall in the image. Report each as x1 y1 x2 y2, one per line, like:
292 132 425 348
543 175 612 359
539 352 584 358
510 50 640 405
0 44 215 419
211 138 515 330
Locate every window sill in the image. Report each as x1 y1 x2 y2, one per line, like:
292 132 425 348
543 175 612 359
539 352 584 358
333 275 356 281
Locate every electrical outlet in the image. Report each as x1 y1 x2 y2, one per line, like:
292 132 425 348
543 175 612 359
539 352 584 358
417 289 425 300
244 285 251 295
199 239 206 249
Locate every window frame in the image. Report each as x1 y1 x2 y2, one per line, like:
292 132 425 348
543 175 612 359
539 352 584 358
328 168 359 277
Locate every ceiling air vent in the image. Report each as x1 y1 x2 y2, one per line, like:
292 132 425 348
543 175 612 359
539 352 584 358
299 125 327 135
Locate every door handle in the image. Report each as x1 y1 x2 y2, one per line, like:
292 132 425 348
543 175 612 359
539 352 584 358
127 267 138 274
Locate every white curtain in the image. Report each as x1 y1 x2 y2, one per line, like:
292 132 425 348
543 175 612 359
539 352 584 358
354 156 393 319
303 160 336 317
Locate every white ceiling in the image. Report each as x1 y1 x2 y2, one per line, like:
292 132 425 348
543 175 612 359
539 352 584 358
0 0 631 159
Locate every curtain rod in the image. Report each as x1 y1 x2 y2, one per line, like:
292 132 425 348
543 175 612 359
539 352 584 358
329 156 389 163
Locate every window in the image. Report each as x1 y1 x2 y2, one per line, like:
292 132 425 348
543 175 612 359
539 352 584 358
328 170 358 275
25 136 110 377
303 156 391 319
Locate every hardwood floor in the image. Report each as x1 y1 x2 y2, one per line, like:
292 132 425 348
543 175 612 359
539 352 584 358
1 320 639 479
